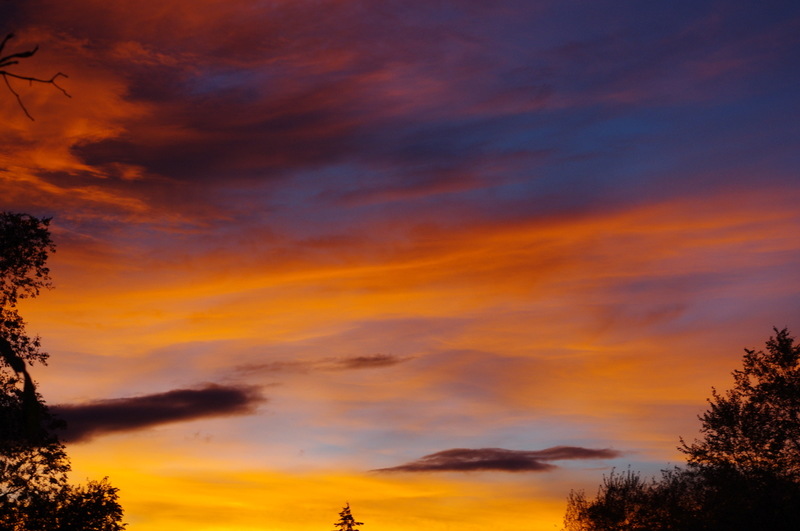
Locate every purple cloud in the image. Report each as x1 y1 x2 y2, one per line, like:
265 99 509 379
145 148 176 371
236 354 410 375
375 446 621 473
51 384 265 443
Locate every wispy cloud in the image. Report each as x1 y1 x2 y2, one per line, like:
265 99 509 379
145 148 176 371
51 384 265 443
375 446 621 473
236 354 411 375
333 354 408 370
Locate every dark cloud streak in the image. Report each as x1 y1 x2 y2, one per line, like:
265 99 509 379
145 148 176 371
375 446 621 473
335 354 406 370
236 354 410 375
51 384 265 443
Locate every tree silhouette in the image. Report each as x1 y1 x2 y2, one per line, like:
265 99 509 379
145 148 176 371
0 212 125 530
0 33 70 120
563 328 800 531
680 327 800 479
0 212 54 309
333 503 363 531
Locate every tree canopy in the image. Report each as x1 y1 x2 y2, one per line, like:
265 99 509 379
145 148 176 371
564 328 800 531
0 212 54 308
680 328 800 479
0 212 126 530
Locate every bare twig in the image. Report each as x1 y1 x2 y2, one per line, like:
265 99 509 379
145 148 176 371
0 33 70 121
0 45 39 66
3 72 32 120
0 33 14 56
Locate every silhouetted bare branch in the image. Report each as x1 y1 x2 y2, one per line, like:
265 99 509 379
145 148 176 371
0 33 70 120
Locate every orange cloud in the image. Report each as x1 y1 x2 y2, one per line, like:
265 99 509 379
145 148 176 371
4 3 799 529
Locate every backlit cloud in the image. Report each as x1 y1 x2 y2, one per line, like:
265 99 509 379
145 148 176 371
51 383 265 443
376 446 621 473
236 354 411 375
335 354 407 370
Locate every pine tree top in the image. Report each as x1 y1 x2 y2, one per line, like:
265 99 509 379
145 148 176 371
333 503 364 531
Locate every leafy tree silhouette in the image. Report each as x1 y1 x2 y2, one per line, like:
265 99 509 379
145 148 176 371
680 328 800 479
0 212 126 530
333 503 363 531
563 328 800 531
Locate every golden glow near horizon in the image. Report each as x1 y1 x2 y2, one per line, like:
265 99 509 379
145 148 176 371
3 1 800 529
19 186 797 529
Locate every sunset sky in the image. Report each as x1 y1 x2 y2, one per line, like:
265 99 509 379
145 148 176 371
2 0 799 529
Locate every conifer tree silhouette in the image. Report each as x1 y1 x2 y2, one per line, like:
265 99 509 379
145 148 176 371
333 503 363 531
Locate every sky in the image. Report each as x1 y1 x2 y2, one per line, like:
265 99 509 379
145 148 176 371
1 0 799 529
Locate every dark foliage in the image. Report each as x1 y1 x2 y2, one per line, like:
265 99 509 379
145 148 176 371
0 212 54 309
564 329 800 531
680 328 800 479
333 503 363 531
0 212 125 530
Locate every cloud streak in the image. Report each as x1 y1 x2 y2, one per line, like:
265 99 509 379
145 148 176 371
3 1 800 528
375 446 621 473
236 354 410 375
51 384 265 443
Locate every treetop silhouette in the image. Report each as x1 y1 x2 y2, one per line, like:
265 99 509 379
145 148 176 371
564 328 800 531
0 212 54 309
333 503 363 531
680 327 800 480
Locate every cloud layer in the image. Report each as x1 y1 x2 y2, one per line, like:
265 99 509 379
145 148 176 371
376 446 621 473
3 1 799 530
51 384 265 443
